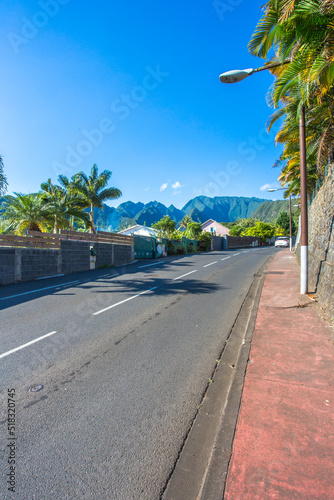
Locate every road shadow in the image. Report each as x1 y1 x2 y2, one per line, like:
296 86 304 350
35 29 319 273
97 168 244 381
0 252 232 310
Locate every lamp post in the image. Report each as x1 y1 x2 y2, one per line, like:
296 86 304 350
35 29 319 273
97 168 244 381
219 61 308 294
267 188 293 251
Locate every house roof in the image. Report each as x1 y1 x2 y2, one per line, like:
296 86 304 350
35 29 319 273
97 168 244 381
201 219 217 227
118 225 158 234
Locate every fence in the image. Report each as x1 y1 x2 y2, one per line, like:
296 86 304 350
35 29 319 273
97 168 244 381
225 235 260 249
0 229 134 249
0 234 60 249
0 230 135 285
133 235 201 259
24 229 134 246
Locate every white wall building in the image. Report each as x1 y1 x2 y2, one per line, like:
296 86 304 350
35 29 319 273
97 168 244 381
118 225 158 237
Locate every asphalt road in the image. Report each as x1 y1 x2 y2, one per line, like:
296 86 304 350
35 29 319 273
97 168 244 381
0 247 274 499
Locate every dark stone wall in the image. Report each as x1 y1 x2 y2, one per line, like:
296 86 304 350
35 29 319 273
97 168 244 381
0 248 16 285
61 239 90 274
0 240 134 286
20 249 59 282
114 244 133 266
95 243 113 268
226 235 260 249
301 165 334 316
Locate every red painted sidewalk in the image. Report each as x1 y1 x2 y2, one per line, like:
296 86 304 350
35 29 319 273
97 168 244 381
224 250 334 499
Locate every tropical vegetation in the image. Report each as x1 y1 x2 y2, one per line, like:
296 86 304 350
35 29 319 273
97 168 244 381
152 214 212 254
249 1 334 198
3 193 52 233
227 210 299 239
152 215 177 239
276 210 297 236
184 222 202 239
71 164 122 233
244 221 276 242
1 165 121 235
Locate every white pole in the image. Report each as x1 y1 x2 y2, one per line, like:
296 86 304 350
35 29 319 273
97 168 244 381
300 245 308 294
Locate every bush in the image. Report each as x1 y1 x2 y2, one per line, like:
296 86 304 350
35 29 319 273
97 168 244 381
176 246 186 255
166 240 175 255
185 222 202 239
198 232 212 251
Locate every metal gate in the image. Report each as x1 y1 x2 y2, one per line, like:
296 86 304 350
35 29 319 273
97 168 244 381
134 235 157 259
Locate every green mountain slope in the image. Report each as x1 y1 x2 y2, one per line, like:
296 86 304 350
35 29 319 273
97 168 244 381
252 200 290 222
182 196 268 223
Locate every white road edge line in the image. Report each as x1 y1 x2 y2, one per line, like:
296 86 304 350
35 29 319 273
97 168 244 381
93 287 158 316
0 280 80 301
203 261 217 268
221 256 231 261
173 270 197 281
139 262 164 269
0 331 57 360
233 253 241 256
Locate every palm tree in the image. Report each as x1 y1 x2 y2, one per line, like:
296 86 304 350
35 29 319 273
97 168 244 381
72 164 122 233
40 178 90 233
3 193 51 234
180 215 192 229
249 1 334 100
0 155 8 196
248 1 334 194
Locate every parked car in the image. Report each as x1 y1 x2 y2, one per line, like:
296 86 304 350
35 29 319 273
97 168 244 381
275 236 289 248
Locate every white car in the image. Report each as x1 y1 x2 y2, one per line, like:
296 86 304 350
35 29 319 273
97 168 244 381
275 236 289 248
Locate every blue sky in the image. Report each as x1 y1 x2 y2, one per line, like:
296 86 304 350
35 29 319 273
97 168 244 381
0 0 285 209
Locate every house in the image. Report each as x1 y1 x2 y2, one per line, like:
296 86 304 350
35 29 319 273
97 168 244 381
118 225 159 237
201 219 230 236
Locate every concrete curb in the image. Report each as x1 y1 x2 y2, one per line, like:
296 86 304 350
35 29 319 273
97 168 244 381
162 254 274 500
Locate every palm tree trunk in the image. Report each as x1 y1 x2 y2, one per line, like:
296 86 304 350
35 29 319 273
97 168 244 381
90 205 96 234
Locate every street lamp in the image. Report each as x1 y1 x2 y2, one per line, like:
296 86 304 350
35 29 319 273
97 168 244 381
219 60 290 83
267 187 293 252
219 61 308 294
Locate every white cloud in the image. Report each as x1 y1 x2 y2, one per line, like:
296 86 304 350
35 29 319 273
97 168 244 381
144 186 150 192
172 181 181 189
260 183 279 191
160 183 168 191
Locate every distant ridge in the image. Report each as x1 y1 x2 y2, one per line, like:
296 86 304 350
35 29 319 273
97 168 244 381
251 199 290 222
0 194 288 232
94 195 269 231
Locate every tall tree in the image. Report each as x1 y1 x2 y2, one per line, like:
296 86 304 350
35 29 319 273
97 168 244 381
40 178 90 233
249 1 334 194
276 210 296 236
152 215 176 238
73 165 122 233
180 215 192 229
185 222 202 239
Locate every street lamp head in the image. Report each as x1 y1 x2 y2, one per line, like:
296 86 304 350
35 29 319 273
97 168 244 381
219 68 254 84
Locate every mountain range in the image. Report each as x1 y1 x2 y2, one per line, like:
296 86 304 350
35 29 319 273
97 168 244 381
94 195 272 231
0 195 293 231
